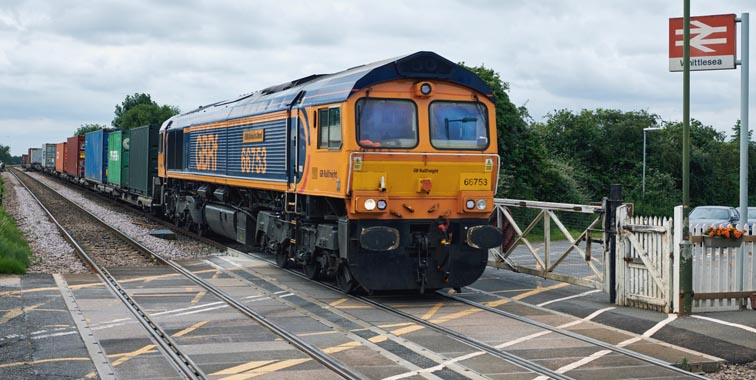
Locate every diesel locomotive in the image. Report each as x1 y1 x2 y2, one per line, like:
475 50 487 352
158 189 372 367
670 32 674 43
158 51 503 293
37 51 504 293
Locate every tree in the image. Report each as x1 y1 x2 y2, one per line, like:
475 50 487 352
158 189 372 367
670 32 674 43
74 123 105 136
112 93 179 130
0 144 11 164
117 103 179 130
113 93 154 129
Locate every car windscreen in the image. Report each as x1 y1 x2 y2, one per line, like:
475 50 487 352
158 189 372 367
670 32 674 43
690 208 729 219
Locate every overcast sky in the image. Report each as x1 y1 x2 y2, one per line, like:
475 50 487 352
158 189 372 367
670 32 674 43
1 1 755 155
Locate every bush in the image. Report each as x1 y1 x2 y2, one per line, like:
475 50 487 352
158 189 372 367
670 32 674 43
0 176 30 274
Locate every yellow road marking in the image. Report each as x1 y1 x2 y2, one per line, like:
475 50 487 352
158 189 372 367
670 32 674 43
421 302 444 320
0 357 91 369
191 291 207 304
322 340 362 354
214 360 276 375
0 302 47 324
218 359 310 380
85 320 209 378
328 298 348 307
0 269 219 297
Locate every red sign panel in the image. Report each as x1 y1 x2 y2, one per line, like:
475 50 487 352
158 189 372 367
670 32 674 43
669 14 736 71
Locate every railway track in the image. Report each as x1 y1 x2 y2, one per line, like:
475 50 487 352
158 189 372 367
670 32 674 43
11 168 362 380
228 247 713 380
17 169 715 379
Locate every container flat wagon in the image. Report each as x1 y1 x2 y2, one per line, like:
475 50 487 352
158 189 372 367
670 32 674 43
55 142 66 175
84 129 112 190
41 143 57 173
28 148 42 171
63 135 85 182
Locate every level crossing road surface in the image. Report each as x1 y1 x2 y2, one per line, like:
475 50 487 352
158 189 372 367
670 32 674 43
2 251 753 379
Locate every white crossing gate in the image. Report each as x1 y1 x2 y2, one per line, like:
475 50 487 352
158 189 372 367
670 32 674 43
616 206 674 313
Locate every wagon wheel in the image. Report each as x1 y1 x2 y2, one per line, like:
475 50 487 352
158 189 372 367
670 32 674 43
335 262 357 294
275 240 294 269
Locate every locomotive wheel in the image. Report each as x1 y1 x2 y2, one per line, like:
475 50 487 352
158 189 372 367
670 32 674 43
336 263 357 294
303 260 320 280
275 241 293 269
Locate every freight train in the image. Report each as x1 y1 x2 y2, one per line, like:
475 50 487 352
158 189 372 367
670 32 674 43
29 51 503 293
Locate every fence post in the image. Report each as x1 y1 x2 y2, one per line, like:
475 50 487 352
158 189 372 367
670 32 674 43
679 241 693 315
606 184 622 303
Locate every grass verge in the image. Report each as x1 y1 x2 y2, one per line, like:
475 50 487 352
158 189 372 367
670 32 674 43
0 174 30 274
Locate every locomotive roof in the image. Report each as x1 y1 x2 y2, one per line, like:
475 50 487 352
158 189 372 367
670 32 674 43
163 51 494 131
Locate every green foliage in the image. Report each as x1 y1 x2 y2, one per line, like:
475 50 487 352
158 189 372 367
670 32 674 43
117 103 179 130
74 123 105 136
0 144 11 164
113 93 179 130
462 64 585 203
0 176 29 274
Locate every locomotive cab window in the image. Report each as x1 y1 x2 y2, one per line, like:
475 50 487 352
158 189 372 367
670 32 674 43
430 101 489 150
318 107 342 149
356 98 417 149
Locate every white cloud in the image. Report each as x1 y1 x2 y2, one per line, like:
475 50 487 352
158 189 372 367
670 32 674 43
1 0 755 155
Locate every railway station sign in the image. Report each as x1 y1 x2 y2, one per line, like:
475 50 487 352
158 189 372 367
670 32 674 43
669 14 736 71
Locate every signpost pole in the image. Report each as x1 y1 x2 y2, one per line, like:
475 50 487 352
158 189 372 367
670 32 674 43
680 0 693 316
737 13 749 300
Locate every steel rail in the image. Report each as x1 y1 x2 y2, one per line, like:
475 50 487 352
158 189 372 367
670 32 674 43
235 249 573 380
17 170 362 380
439 289 712 380
10 169 204 380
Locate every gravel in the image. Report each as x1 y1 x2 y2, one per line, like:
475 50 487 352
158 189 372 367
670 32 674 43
25 172 224 261
3 170 224 274
708 361 756 380
2 171 88 273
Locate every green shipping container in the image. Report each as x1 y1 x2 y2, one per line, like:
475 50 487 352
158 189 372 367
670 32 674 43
107 130 130 187
128 124 160 196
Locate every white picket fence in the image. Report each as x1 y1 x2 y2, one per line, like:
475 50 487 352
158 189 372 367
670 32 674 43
617 206 755 312
685 214 755 312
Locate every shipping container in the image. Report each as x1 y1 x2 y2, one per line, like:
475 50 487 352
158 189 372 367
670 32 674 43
107 130 130 188
85 129 111 183
29 148 42 164
42 143 57 169
55 142 66 173
21 154 29 165
64 135 85 178
129 124 160 196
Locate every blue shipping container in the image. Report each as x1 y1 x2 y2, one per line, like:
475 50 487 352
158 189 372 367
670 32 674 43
84 129 111 183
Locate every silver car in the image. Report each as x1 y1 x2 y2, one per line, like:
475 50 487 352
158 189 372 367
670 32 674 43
689 206 740 232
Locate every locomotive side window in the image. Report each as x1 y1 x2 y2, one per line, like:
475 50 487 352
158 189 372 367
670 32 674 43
166 130 184 170
429 101 489 150
318 107 342 149
356 98 417 149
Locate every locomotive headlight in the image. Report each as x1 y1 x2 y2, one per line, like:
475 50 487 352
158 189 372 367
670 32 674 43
466 199 476 209
414 81 433 97
420 82 432 95
377 199 387 210
364 199 377 211
476 199 487 210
